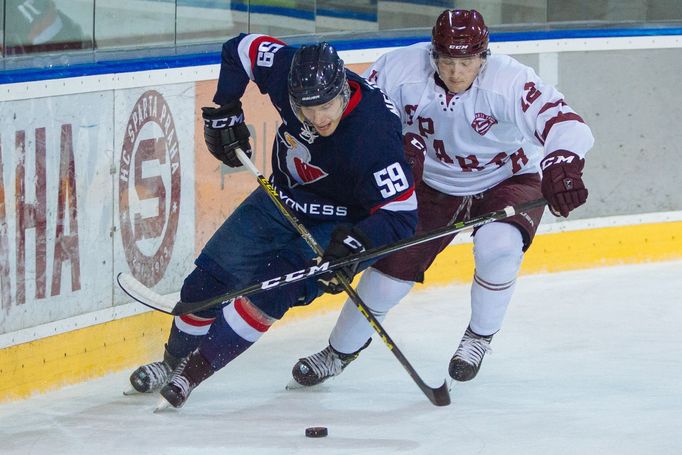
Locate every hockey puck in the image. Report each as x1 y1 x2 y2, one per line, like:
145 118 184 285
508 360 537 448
305 427 328 438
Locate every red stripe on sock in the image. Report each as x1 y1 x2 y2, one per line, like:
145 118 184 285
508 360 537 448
234 297 271 333
179 314 216 327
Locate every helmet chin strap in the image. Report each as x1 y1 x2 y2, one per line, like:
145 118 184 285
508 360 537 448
428 44 440 74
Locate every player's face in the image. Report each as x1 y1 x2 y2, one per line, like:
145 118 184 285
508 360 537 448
300 96 345 136
436 55 484 94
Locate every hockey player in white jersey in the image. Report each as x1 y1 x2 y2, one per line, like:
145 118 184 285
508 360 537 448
290 9 594 387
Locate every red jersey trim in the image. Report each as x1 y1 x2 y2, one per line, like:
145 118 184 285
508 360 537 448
248 35 286 72
539 112 585 142
538 99 567 115
369 185 416 215
342 80 363 118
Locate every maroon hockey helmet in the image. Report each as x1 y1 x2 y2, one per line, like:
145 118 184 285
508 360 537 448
432 9 489 58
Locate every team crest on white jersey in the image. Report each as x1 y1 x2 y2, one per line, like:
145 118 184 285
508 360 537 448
279 132 328 187
471 113 498 136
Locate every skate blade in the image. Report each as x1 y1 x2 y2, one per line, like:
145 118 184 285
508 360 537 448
285 378 329 391
153 396 173 413
285 379 306 390
123 386 146 396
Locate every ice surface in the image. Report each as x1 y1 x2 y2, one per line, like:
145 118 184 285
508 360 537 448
2 261 681 454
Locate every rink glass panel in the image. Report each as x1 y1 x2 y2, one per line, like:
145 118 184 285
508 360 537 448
2 1 682 59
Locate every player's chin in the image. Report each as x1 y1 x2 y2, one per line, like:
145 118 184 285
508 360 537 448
314 124 337 136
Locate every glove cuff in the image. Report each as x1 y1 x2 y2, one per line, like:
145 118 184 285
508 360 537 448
201 100 244 122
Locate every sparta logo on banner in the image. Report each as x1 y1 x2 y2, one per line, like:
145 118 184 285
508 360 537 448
277 131 327 188
118 90 181 287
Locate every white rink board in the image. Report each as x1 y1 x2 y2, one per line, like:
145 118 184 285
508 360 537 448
111 84 196 305
0 84 196 334
0 92 114 333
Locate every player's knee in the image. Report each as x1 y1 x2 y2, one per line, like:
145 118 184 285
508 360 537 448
248 248 313 319
474 223 524 280
181 266 230 304
356 267 414 315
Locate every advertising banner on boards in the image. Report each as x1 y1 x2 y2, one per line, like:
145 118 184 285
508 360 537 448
0 83 197 334
0 92 114 333
113 84 196 304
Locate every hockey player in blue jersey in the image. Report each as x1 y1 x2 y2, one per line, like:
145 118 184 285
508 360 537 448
127 34 418 409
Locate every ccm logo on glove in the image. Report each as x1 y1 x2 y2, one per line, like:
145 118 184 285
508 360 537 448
540 150 588 218
203 112 245 129
317 225 371 295
202 100 253 168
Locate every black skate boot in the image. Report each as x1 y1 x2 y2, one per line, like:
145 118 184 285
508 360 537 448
128 346 181 394
290 339 371 387
158 349 214 409
448 326 493 382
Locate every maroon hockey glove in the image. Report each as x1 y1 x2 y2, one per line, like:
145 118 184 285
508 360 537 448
403 132 426 187
202 101 252 168
541 150 588 217
317 225 371 295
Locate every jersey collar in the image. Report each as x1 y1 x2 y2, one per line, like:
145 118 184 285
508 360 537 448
342 80 362 118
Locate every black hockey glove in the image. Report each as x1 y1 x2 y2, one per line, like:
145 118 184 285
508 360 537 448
202 101 252 167
317 225 371 295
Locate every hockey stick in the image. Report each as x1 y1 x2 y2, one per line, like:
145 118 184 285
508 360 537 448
232 149 450 406
117 197 546 316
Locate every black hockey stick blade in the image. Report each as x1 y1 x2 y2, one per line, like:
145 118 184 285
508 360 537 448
117 198 546 315
427 380 451 406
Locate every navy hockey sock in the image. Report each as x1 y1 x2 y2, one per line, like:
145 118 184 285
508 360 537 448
199 297 274 371
166 265 234 359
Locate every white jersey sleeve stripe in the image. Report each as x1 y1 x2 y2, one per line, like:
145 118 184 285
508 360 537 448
236 34 267 81
373 188 417 213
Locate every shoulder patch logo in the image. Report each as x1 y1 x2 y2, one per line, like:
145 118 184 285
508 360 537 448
279 132 328 187
471 113 498 136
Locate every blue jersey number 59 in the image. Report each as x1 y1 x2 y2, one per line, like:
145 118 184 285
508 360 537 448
256 42 284 67
374 163 409 198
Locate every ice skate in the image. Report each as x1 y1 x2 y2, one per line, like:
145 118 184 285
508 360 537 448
448 326 493 382
158 350 214 409
126 346 181 395
288 340 370 389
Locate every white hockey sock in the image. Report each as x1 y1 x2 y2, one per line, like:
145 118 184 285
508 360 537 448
469 222 524 336
329 267 414 354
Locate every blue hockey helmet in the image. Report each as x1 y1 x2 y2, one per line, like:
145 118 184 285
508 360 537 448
288 42 349 114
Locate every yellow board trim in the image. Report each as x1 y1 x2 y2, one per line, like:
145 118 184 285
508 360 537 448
1 221 680 402
0 312 172 402
417 220 682 287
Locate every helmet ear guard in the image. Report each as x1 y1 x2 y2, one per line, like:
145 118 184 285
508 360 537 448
431 9 489 59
